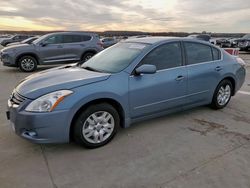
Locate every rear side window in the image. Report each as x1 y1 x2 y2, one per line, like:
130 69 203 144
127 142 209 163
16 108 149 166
184 42 213 65
62 35 91 43
212 47 221 60
140 42 182 70
81 35 91 41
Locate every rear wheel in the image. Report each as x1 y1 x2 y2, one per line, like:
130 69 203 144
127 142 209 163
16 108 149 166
18 56 37 72
211 80 232 109
73 103 120 148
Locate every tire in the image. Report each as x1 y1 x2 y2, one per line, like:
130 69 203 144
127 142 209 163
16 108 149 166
73 103 120 148
211 80 233 109
80 52 95 64
18 56 37 72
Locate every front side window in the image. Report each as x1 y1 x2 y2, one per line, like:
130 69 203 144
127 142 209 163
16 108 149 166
184 42 213 65
45 35 63 44
140 42 182 70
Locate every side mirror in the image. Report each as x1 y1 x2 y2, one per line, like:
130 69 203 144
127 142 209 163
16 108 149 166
135 64 156 75
40 41 49 47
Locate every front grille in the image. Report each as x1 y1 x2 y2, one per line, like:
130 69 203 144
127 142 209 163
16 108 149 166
10 91 26 106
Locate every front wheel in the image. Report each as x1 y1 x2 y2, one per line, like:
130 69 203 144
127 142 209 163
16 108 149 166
80 52 95 64
18 56 37 72
73 103 120 148
211 80 233 109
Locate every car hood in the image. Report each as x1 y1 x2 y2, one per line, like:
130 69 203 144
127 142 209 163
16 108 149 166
2 43 33 52
16 66 110 99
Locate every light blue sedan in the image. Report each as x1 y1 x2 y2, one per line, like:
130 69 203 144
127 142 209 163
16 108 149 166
7 37 246 148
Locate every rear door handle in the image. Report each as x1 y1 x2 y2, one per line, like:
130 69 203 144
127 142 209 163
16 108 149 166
215 66 222 71
57 45 63 48
175 75 185 81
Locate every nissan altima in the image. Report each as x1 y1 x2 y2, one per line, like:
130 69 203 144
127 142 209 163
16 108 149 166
6 37 246 148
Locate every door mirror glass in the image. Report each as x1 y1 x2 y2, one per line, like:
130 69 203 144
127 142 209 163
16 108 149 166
135 64 156 75
40 41 49 47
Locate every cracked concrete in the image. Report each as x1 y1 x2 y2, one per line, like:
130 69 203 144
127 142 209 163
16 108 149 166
0 53 250 188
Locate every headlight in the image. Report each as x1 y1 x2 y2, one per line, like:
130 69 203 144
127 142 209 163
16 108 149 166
25 90 73 112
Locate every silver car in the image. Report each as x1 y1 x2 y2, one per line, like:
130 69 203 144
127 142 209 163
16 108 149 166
0 32 103 72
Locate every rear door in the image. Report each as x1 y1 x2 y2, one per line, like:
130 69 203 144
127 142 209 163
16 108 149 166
184 42 222 105
62 34 91 61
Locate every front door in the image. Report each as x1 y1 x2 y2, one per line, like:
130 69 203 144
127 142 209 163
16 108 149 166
39 34 66 64
129 42 188 118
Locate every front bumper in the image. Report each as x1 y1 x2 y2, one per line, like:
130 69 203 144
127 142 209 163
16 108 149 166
0 52 16 67
7 99 71 144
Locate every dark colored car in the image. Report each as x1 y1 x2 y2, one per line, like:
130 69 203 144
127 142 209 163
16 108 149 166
238 34 250 51
230 38 243 48
0 32 103 72
220 38 231 48
6 37 39 47
1 35 34 46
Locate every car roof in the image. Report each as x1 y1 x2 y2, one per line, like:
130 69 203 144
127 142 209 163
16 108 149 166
47 32 98 36
123 36 213 45
124 37 179 44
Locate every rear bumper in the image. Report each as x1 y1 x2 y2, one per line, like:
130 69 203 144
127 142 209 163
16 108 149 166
7 100 71 144
234 66 246 94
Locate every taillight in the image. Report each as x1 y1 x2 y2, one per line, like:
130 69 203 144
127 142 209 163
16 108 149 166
97 42 104 48
236 57 246 67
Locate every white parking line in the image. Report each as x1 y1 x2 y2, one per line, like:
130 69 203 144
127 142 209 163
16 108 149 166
238 91 250 95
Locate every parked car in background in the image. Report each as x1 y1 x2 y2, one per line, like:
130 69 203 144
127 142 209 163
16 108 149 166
188 34 211 42
101 37 117 48
238 40 250 51
6 36 39 47
229 38 242 48
238 34 250 51
6 37 246 148
1 35 34 46
0 35 13 43
220 38 231 48
0 32 103 72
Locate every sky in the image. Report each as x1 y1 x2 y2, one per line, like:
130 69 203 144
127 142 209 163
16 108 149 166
0 0 249 32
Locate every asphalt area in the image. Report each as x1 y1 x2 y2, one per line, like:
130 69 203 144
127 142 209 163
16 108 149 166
0 51 250 188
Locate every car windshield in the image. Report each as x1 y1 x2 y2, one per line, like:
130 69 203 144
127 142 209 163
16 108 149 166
82 42 149 73
242 34 250 39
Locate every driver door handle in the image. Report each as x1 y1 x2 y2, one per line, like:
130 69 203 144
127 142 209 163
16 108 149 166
175 75 185 81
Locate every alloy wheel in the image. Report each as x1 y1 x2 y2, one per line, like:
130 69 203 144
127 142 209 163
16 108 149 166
217 84 231 106
20 58 35 71
82 111 115 144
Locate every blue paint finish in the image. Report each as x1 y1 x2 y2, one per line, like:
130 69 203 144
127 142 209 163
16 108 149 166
7 37 246 144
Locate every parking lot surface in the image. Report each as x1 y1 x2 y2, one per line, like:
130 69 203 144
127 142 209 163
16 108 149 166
0 52 250 188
